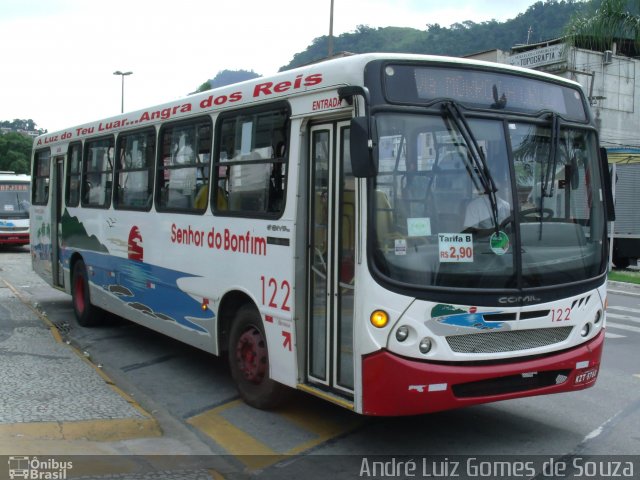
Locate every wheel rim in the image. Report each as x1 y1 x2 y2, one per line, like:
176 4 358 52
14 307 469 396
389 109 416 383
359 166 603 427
74 271 86 314
235 325 267 384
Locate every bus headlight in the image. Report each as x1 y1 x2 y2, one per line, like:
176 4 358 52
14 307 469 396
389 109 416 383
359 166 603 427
581 323 591 337
395 326 409 342
370 310 389 328
419 337 432 354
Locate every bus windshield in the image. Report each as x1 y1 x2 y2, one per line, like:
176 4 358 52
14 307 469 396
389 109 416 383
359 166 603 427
0 183 30 217
371 112 605 290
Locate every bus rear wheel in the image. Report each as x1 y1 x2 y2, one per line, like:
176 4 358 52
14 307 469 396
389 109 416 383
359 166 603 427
228 305 288 409
71 260 104 327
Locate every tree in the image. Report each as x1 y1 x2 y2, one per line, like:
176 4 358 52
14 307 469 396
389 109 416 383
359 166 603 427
565 0 640 53
280 1 585 70
1 118 46 135
193 69 261 93
194 81 212 93
0 132 33 174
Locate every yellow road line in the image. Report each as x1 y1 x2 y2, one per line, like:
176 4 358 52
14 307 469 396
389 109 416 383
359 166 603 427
188 402 283 469
189 396 364 469
207 470 227 480
279 400 364 455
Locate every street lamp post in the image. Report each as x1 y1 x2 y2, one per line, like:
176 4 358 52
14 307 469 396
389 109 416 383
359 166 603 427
113 70 133 113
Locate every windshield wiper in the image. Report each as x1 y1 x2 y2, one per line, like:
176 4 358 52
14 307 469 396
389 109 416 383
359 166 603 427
536 112 560 239
542 112 560 200
441 100 500 233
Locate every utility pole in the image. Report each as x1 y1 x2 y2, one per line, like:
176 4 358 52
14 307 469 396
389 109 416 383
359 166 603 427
328 0 334 57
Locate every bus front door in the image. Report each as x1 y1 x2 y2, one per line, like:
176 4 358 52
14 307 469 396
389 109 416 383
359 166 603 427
52 156 65 288
308 121 355 396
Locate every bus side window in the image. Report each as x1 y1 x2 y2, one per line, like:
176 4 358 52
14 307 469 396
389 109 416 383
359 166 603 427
114 128 155 211
33 149 51 205
213 105 289 217
268 142 286 212
156 118 211 213
82 137 114 208
66 142 82 207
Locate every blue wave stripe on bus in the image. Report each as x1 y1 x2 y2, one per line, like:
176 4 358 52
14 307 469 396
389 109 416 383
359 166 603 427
65 249 213 334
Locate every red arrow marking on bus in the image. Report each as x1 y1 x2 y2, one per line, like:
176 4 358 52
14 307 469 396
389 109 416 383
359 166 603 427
282 331 292 351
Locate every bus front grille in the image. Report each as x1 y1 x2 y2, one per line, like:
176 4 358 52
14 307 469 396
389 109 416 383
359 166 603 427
446 327 573 354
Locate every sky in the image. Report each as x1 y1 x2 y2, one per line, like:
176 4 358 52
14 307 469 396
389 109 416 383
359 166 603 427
1 0 544 133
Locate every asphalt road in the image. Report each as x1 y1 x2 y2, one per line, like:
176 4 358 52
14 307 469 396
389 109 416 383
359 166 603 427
2 245 639 479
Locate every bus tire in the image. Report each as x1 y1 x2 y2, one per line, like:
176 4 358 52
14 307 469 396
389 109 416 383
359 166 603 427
71 260 104 327
228 305 288 409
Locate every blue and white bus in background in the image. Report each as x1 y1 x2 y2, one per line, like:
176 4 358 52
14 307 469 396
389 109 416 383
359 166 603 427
0 171 31 246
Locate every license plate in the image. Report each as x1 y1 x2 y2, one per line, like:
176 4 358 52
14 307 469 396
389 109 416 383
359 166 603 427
574 366 599 385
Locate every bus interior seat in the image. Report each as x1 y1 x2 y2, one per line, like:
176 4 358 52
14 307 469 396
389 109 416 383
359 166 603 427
375 190 396 249
215 185 228 210
432 150 471 233
194 184 209 209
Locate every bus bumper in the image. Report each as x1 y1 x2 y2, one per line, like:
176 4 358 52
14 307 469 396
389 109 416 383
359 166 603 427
0 233 30 245
362 330 604 416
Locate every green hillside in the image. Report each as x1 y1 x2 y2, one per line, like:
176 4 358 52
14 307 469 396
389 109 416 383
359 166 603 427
281 0 588 70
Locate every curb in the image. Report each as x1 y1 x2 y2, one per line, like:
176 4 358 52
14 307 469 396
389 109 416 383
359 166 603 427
608 280 640 296
0 417 160 442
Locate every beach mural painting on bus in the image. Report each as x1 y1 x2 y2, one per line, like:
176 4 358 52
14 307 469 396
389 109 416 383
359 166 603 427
60 211 213 334
426 303 510 334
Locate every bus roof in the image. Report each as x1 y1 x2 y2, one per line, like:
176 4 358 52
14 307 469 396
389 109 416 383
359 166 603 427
0 171 30 181
34 52 583 149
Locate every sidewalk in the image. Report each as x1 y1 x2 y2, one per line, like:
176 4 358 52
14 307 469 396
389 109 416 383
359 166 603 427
0 277 245 479
0 280 161 455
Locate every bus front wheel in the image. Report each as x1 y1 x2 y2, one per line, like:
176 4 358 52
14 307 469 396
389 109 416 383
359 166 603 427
71 260 104 327
228 305 288 409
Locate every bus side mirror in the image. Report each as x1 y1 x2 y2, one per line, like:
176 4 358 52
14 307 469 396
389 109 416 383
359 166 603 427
350 117 378 178
600 147 616 221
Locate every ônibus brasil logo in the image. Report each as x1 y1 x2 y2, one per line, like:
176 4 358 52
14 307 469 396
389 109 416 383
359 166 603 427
8 456 73 479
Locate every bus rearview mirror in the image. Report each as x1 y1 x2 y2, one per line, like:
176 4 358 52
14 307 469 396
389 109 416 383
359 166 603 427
600 147 616 221
350 117 378 178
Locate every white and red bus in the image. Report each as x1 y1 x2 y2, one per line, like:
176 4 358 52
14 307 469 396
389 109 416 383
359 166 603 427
31 53 614 415
0 171 31 246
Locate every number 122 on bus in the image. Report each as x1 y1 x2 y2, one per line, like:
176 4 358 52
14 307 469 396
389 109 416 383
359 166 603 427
31 53 614 415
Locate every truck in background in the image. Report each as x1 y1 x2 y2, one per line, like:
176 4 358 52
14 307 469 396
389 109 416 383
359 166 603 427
610 163 640 269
